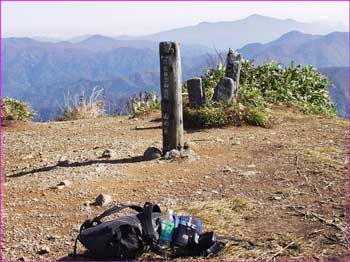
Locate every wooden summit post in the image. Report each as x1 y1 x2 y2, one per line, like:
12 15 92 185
159 41 184 154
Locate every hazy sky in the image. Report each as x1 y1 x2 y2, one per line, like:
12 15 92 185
2 1 349 38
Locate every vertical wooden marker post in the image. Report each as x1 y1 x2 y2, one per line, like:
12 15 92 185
159 41 184 154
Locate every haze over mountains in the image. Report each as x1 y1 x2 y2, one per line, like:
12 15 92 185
239 31 349 67
2 14 349 120
131 14 344 49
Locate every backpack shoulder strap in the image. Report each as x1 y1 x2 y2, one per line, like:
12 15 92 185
94 204 144 224
140 202 161 245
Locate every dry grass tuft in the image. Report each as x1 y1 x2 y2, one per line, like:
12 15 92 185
57 87 105 121
176 197 251 238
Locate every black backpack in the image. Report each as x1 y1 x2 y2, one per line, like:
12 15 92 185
73 202 254 259
74 202 162 259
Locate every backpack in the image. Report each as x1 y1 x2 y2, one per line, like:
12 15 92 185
74 202 161 259
73 202 254 259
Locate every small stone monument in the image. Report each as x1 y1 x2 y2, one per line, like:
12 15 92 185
212 77 235 103
159 41 184 154
213 49 241 103
225 48 241 98
187 77 205 108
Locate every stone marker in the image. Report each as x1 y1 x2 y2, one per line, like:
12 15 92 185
159 41 184 154
212 77 235 103
187 77 205 108
225 48 241 99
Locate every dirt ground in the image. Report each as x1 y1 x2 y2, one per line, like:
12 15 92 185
1 107 349 261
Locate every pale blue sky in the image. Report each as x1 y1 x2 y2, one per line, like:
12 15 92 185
2 1 349 38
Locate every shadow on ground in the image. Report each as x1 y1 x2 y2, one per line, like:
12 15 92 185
7 155 147 178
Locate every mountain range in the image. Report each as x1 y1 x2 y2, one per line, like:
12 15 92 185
239 31 349 67
2 15 349 120
133 14 344 50
318 67 349 118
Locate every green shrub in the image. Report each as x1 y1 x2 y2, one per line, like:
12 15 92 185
127 91 160 116
243 106 270 127
239 60 335 115
2 98 35 121
184 104 228 128
183 59 335 129
202 63 226 101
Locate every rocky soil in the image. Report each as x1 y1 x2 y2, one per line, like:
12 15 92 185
2 108 348 261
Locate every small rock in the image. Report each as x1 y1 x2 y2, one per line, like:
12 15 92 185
83 201 91 207
37 246 50 255
247 164 256 168
180 148 197 161
222 165 233 172
47 235 60 241
18 257 27 261
211 190 219 194
102 149 117 158
95 194 112 206
57 156 70 167
164 149 181 159
22 154 33 160
272 194 283 201
232 141 241 145
143 147 162 160
56 185 65 190
58 180 72 187
240 171 257 177
95 165 106 173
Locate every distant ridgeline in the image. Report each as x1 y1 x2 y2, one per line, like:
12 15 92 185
2 29 348 120
318 67 349 118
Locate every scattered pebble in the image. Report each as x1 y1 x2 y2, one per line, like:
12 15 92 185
240 171 257 177
101 149 117 158
56 185 65 190
164 149 181 159
272 194 284 201
95 194 112 206
37 246 50 255
57 156 70 167
95 165 106 173
222 165 233 172
58 180 72 187
22 154 33 160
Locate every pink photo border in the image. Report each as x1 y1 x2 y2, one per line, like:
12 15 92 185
0 1 349 261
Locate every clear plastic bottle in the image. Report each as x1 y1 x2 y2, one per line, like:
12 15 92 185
159 209 175 249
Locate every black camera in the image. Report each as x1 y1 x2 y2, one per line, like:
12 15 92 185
173 220 197 247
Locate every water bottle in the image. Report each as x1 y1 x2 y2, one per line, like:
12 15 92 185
159 209 175 249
